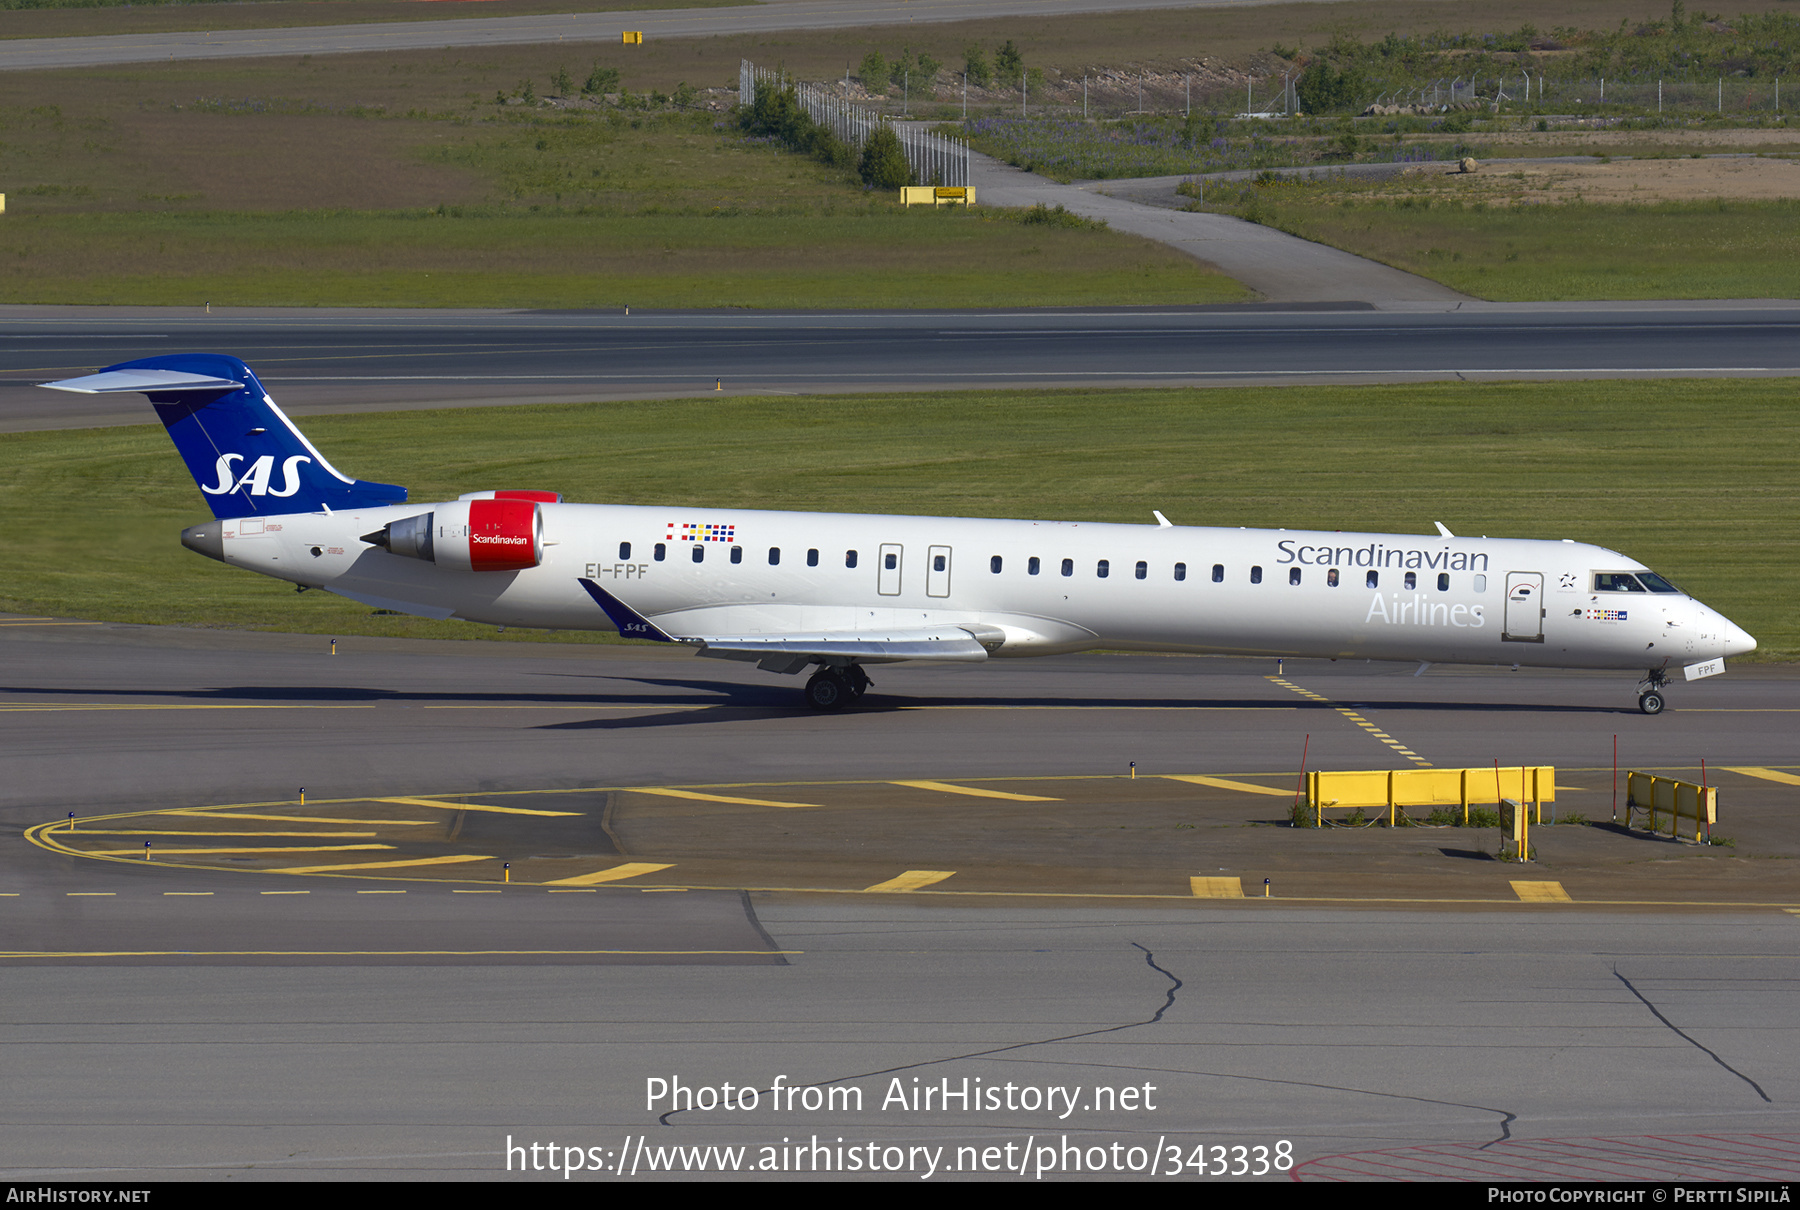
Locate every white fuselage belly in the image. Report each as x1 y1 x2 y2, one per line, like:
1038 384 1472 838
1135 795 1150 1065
214 504 1747 672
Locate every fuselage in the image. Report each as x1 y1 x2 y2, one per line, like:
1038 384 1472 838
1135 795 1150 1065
195 502 1756 673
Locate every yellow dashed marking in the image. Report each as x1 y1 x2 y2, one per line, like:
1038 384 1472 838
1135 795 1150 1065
275 854 492 876
1190 877 1245 898
1162 775 1291 797
377 796 581 817
889 780 1060 802
1511 881 1573 902
864 870 957 893
629 788 821 810
544 862 674 887
1728 767 1800 787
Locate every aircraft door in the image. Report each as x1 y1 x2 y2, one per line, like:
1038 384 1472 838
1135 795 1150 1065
878 543 903 595
1504 572 1544 642
927 545 952 597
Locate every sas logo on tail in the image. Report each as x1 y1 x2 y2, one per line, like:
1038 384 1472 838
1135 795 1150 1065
200 454 312 497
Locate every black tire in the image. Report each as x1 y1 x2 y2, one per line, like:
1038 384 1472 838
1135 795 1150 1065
1639 691 1665 716
805 670 849 711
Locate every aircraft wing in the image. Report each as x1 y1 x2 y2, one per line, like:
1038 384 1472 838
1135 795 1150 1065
577 578 997 669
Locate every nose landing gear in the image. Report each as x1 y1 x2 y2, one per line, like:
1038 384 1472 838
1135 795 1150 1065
1636 667 1670 715
803 664 871 711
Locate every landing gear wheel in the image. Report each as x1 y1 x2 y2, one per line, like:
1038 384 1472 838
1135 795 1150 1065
1638 691 1665 716
804 669 850 711
843 665 871 700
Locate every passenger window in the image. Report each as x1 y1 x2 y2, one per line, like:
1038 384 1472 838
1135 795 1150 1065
1327 568 1339 587
1437 573 1450 591
990 555 1002 574
1366 570 1378 589
1211 564 1223 583
1097 559 1110 578
769 547 781 566
692 545 704 564
654 543 666 562
885 552 898 570
1061 558 1074 577
619 541 631 560
1135 560 1147 580
1028 557 1040 576
1289 567 1301 586
1250 565 1262 584
1474 574 1486 592
807 548 819 567
1174 562 1186 581
845 550 858 569
933 554 946 572
730 545 743 564
1404 571 1416 590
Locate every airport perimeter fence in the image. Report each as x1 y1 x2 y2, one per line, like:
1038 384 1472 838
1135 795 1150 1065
1367 73 1787 117
739 60 971 188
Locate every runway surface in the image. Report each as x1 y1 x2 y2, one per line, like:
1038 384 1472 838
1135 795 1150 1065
3 619 1797 1179
6 303 1800 431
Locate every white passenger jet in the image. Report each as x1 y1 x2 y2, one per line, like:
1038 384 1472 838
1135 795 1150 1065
45 355 1755 713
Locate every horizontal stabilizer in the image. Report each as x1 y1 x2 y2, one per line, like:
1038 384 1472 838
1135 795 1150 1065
41 369 244 395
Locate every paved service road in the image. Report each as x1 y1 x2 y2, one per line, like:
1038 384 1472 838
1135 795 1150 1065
5 303 1799 431
0 0 1350 72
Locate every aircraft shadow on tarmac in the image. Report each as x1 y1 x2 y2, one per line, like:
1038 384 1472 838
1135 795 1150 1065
1 678 1641 717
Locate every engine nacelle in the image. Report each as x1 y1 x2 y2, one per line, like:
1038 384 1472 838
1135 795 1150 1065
363 498 543 572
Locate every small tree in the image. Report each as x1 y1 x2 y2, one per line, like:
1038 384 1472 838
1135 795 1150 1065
963 44 991 88
551 65 574 95
994 39 1024 83
858 125 912 189
860 50 889 94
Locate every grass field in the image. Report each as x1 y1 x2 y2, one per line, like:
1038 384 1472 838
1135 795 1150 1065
0 207 1241 308
1210 186 1800 300
0 84 1242 307
3 379 1793 657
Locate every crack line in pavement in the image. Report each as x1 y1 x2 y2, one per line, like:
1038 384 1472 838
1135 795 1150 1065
1614 969 1770 1102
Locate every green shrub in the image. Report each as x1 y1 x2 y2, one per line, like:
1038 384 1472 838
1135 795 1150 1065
858 126 912 189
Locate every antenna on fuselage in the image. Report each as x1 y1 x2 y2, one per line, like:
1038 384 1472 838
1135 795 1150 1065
1434 521 1455 538
1153 510 1172 528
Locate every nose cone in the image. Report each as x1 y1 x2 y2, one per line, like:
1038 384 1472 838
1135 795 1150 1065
1724 617 1757 658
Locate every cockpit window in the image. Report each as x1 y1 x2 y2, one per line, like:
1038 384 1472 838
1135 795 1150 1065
1637 571 1681 594
1594 573 1647 593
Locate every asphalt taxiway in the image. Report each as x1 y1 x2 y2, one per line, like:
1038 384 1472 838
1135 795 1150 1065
5 303 1800 432
3 619 1798 1179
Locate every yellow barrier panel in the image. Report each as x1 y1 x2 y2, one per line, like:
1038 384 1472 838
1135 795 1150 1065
900 186 975 207
1306 766 1554 827
1625 771 1716 843
622 31 644 44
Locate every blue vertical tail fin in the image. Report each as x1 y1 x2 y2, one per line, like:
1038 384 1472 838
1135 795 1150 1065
40 353 407 519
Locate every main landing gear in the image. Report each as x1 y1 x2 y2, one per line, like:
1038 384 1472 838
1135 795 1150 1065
803 665 871 711
1637 668 1670 716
